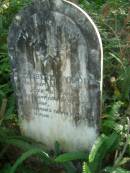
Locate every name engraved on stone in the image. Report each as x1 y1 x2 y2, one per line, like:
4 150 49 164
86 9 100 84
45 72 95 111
8 0 103 151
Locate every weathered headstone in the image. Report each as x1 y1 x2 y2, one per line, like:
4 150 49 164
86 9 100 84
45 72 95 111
8 0 103 151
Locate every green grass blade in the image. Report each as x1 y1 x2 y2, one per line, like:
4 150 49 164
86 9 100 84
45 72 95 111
5 138 32 151
104 166 130 173
10 148 50 173
55 151 88 163
54 141 61 156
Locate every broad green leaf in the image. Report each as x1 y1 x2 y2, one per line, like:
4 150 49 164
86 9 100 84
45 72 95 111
10 148 50 173
89 133 120 173
89 134 107 163
55 151 88 163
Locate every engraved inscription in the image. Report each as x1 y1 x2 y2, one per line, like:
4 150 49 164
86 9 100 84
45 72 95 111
15 71 99 123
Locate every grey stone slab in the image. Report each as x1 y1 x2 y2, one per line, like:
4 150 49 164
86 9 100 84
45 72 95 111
8 0 103 151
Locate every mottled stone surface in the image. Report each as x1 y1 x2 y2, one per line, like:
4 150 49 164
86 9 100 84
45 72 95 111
8 0 103 151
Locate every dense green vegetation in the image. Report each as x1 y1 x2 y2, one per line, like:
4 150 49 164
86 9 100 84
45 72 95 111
0 0 130 172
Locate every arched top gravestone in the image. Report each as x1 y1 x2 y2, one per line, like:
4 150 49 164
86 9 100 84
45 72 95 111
8 0 103 151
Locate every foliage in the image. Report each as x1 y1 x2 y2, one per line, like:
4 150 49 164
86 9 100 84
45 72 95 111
0 0 130 173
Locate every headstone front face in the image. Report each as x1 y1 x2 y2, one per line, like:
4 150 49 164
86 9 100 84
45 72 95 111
8 0 103 151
